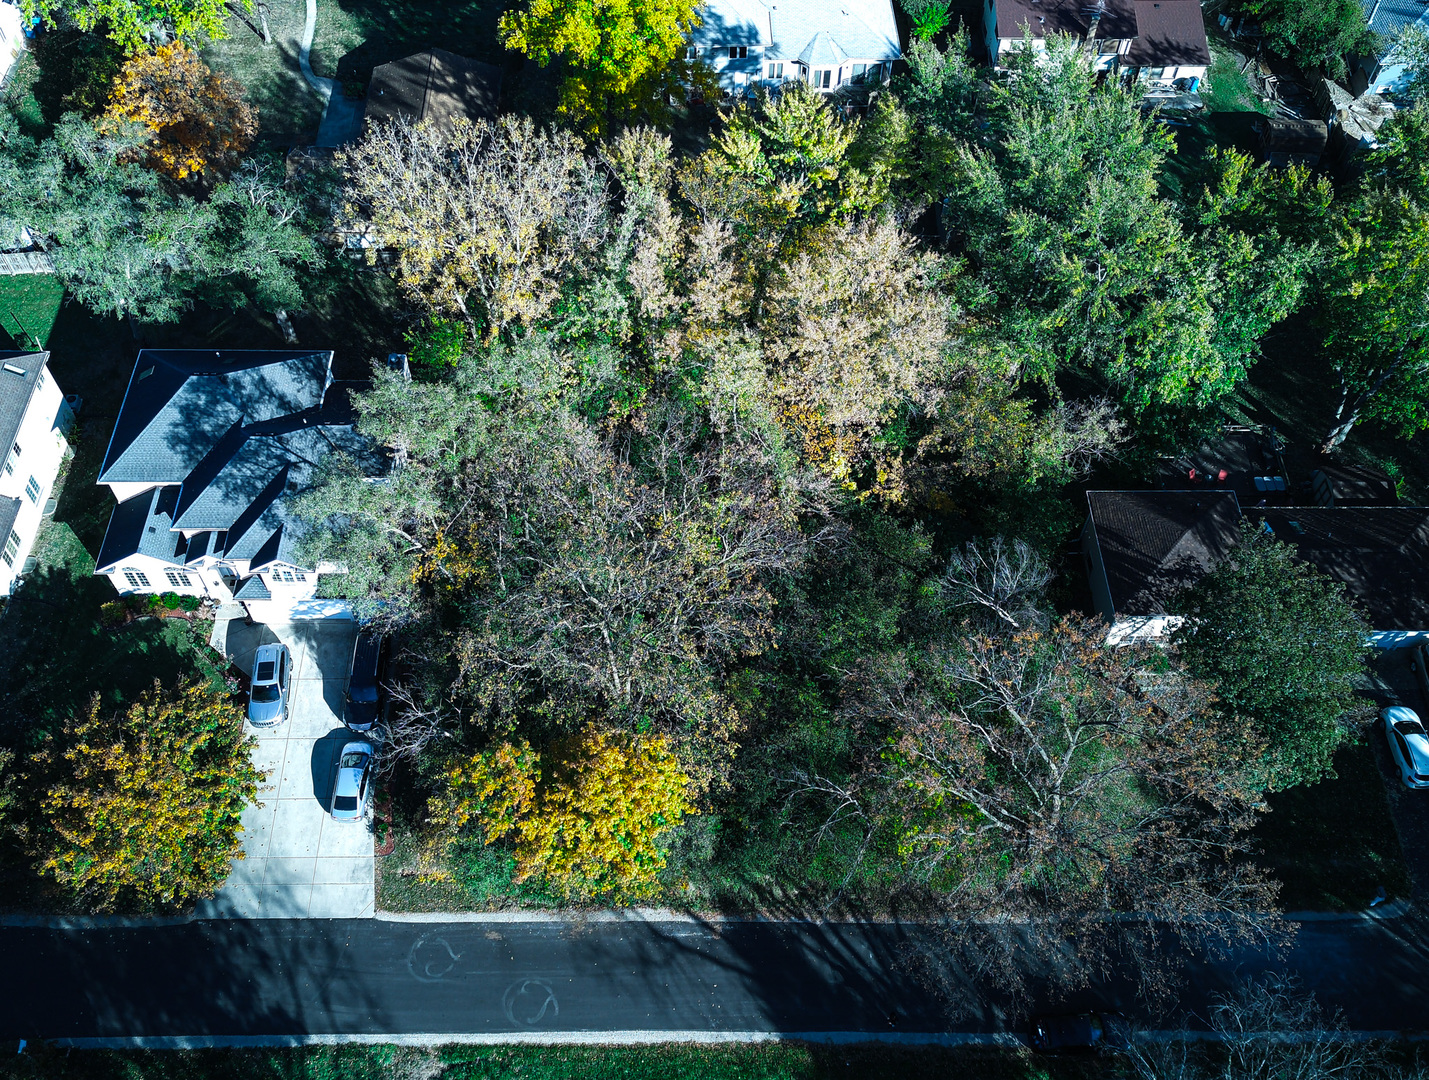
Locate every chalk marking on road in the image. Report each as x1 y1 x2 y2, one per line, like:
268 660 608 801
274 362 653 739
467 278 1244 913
407 934 463 982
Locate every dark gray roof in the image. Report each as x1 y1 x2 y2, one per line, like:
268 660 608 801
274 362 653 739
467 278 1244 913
95 486 186 572
365 50 501 128
1087 490 1242 616
993 0 1139 41
0 352 49 466
1126 0 1210 66
234 574 271 600
0 496 20 548
99 351 333 485
1245 507 1429 632
1365 0 1429 56
1311 462 1398 507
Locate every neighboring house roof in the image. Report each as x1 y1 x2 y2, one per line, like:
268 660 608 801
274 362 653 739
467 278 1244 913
1364 0 1429 58
365 49 501 128
992 0 1139 42
1125 0 1210 66
1087 490 1242 616
99 351 333 486
0 352 49 466
692 0 900 62
96 486 186 572
1245 507 1429 631
1312 462 1398 507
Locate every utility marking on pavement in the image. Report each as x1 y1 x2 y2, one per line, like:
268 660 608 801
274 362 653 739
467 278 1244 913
407 934 462 982
503 979 560 1026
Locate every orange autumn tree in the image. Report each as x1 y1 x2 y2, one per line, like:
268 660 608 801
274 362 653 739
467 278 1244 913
433 725 694 898
25 680 261 911
104 43 256 179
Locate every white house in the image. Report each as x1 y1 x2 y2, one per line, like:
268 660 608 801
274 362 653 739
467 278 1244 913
985 0 1208 85
94 350 384 621
0 350 72 597
0 2 27 90
689 0 900 95
1353 0 1428 96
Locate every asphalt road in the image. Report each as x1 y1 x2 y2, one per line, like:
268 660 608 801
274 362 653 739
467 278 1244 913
4 912 1428 1043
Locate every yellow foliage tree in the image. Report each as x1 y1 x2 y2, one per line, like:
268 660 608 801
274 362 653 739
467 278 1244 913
26 680 261 911
104 43 257 179
434 726 693 897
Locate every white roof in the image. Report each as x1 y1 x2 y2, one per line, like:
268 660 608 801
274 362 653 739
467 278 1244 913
692 0 901 64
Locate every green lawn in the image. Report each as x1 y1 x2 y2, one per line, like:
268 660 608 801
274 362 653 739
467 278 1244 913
0 274 64 349
1158 36 1269 202
1253 737 1411 912
0 1044 1108 1080
202 0 326 139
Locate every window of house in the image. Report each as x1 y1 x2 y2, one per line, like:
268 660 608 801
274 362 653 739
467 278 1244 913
686 45 699 59
293 571 307 582
11 443 19 458
812 68 831 89
1 530 19 567
768 62 784 79
24 476 40 503
123 568 150 588
729 45 747 59
165 570 192 588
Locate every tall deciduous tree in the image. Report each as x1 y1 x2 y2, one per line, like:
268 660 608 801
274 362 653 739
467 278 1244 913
1173 524 1369 790
434 726 693 898
103 42 256 180
23 680 261 912
1317 188 1429 450
1234 0 1377 77
339 115 609 339
498 0 702 131
21 0 245 53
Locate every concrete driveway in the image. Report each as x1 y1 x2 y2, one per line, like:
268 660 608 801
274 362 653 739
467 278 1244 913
194 614 375 919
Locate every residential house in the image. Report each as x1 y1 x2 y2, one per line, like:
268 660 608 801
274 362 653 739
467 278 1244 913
0 1 26 89
365 49 501 129
1082 489 1242 644
984 0 1208 85
1084 487 1429 648
1352 0 1428 96
0 351 72 597
689 0 900 95
94 350 384 622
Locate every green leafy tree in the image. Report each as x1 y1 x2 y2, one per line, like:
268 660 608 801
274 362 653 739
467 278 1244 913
23 680 261 911
1317 187 1429 449
1173 523 1369 790
934 36 1306 414
21 0 247 54
1235 0 1377 77
900 0 952 41
498 0 702 132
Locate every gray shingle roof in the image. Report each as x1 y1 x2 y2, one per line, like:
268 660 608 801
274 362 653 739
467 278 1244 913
1366 0 1429 54
96 486 186 572
234 574 272 600
99 350 333 486
1087 489 1242 616
693 0 900 62
0 352 49 468
1245 507 1429 632
993 0 1139 42
366 49 502 128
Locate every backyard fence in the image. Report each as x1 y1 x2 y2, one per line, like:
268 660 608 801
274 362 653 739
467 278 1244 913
0 251 55 275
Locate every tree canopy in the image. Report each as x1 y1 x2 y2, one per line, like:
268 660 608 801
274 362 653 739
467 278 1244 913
20 0 244 53
22 681 260 911
1173 524 1370 790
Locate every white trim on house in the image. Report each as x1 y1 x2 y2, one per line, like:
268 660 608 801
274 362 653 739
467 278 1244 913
0 356 71 598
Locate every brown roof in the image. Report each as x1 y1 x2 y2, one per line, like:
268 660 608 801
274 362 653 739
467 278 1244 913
1087 490 1242 617
994 0 1139 42
365 49 501 129
1125 0 1209 66
1244 508 1429 632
